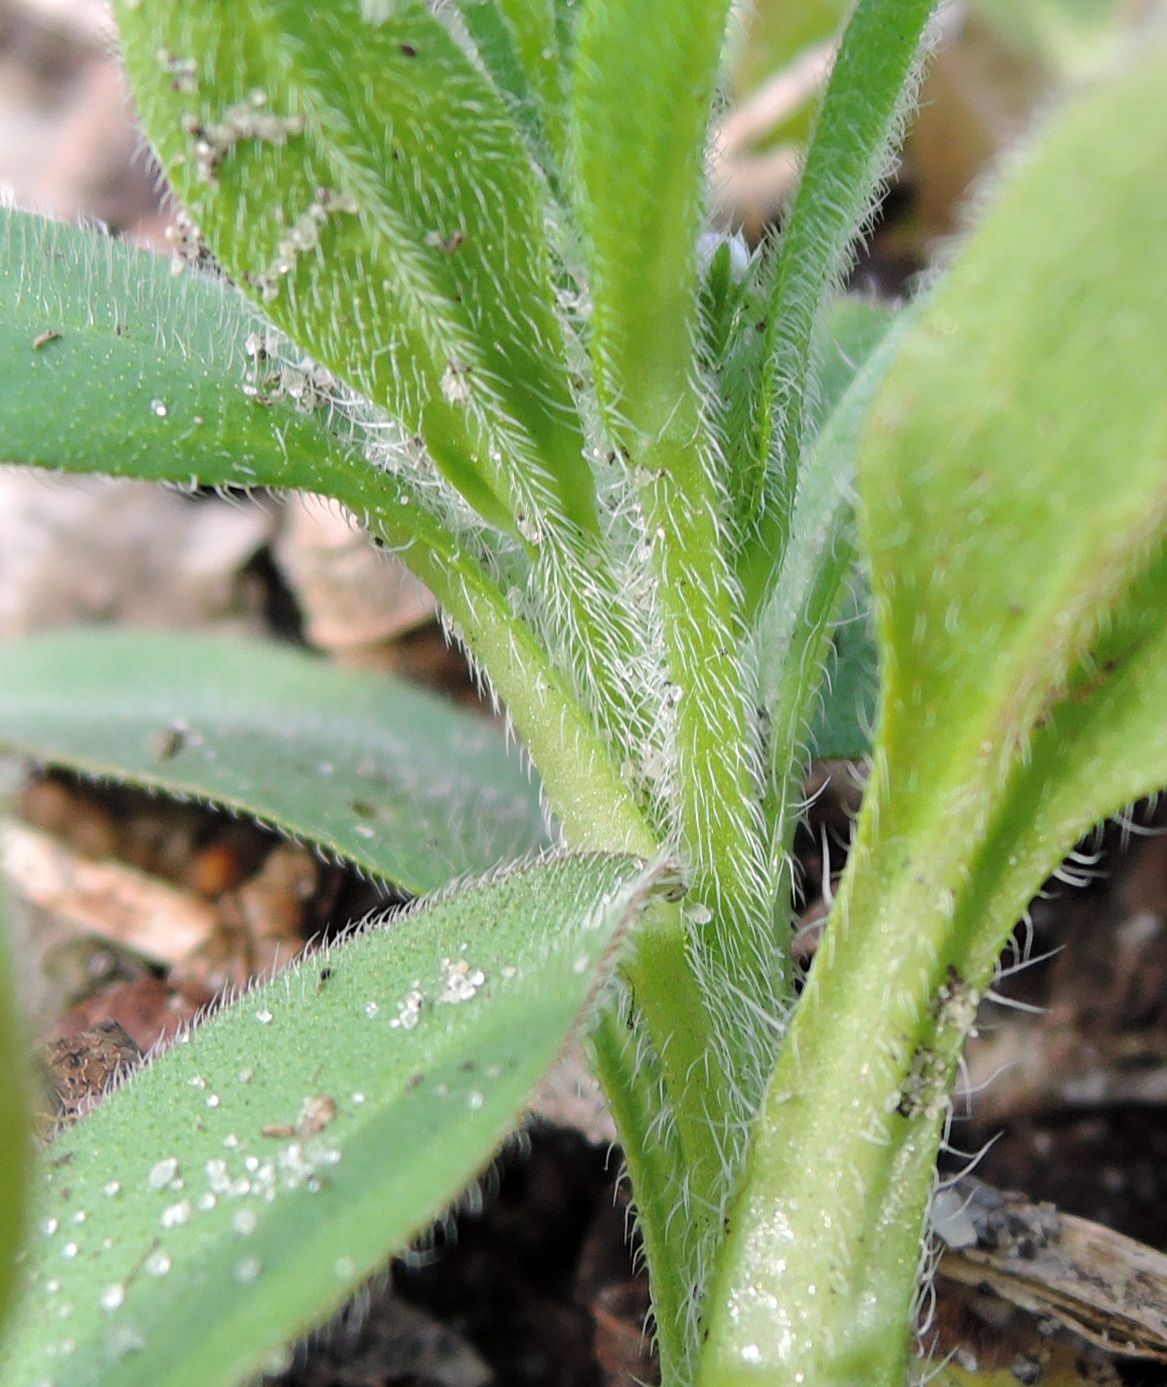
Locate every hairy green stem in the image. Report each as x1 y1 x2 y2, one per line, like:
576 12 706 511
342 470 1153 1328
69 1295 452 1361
641 421 775 1147
697 775 972 1386
588 1009 693 1383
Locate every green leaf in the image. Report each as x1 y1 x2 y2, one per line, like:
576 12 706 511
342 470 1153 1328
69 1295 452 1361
570 0 731 441
569 10 767 1223
738 0 936 614
757 300 904 851
456 0 567 173
701 39 1167 1387
0 629 549 893
0 209 386 503
0 210 647 864
0 870 29 1336
805 576 878 761
115 0 596 540
0 853 667 1387
0 207 450 574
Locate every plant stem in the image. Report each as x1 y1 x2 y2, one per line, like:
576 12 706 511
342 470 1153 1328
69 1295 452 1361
588 1008 693 1383
641 425 774 1182
696 793 959 1384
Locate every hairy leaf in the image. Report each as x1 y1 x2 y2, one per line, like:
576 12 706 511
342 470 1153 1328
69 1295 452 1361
0 210 643 860
115 0 596 540
0 210 382 502
0 629 548 893
0 854 667 1387
738 0 936 613
757 300 905 876
701 39 1167 1387
571 0 731 441
456 0 567 172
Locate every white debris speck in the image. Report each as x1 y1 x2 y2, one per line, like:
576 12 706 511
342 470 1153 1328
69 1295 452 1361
150 399 168 418
390 987 424 1030
161 1201 192 1229
107 1324 144 1358
103 1182 121 1198
255 1009 273 1025
467 1090 484 1111
188 1075 207 1090
234 1257 262 1284
572 955 589 975
364 1001 380 1019
40 1217 58 1237
206 1094 221 1109
62 1243 78 1259
501 965 517 980
144 1250 171 1277
440 363 472 404
438 958 485 1004
233 1209 258 1236
351 1091 366 1105
100 1284 126 1312
238 1068 254 1084
147 1158 180 1191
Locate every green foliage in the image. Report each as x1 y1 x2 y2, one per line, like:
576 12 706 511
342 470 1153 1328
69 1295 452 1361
700 37 1167 1387
968 0 1130 77
0 209 365 496
0 629 549 893
0 2 1163 1385
737 0 934 612
0 854 666 1386
118 0 595 541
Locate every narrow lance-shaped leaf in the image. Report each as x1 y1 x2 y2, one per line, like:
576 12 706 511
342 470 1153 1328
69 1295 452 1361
571 0 731 441
756 300 909 882
737 0 936 615
0 629 549 894
0 207 455 581
0 854 670 1387
115 0 597 541
700 38 1167 1387
0 209 398 506
455 0 568 173
0 210 651 863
